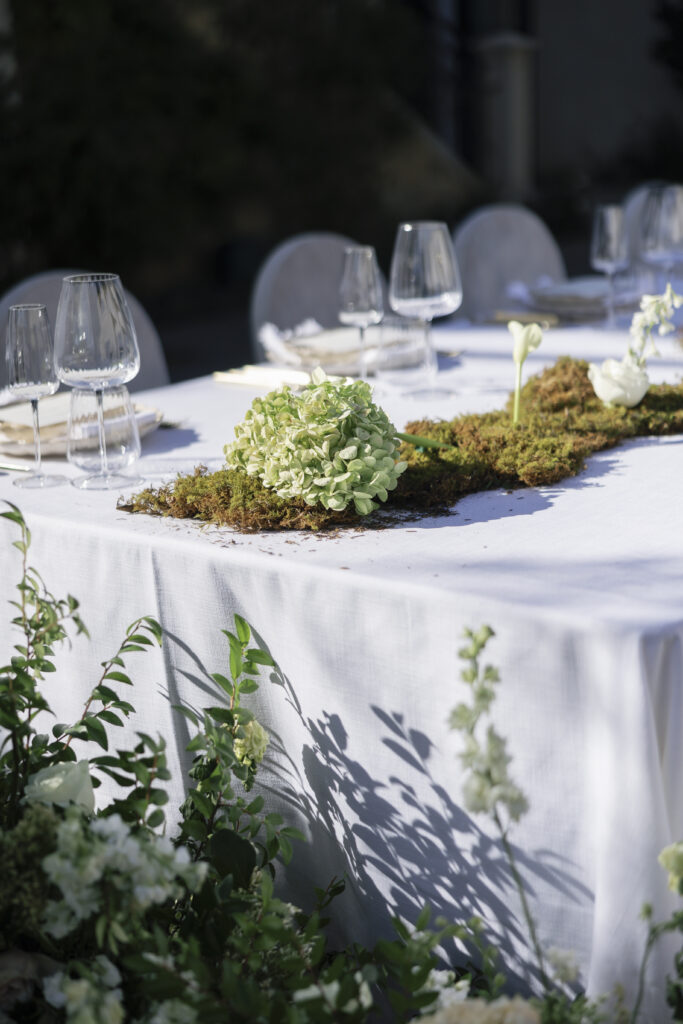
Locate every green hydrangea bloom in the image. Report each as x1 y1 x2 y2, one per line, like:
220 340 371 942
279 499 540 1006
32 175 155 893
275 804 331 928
223 369 407 515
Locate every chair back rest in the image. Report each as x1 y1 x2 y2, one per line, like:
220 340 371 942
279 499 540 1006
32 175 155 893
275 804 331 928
250 232 372 359
0 269 170 393
453 203 567 322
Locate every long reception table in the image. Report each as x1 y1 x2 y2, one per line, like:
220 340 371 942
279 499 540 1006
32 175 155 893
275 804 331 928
1 324 682 1022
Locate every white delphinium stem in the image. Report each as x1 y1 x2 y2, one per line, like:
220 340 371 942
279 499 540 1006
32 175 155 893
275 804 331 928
450 627 550 991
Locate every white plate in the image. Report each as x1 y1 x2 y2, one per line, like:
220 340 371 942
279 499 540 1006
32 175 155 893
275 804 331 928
0 392 163 458
266 326 431 375
530 276 638 318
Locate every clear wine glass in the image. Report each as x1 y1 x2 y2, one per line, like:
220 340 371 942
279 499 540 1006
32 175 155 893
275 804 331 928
388 221 462 397
53 273 140 489
590 204 628 328
338 246 384 378
640 184 683 289
5 304 66 488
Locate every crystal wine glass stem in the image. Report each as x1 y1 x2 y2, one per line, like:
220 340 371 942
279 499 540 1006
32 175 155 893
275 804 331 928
423 318 437 383
30 399 42 478
606 271 616 328
95 388 110 478
358 325 367 380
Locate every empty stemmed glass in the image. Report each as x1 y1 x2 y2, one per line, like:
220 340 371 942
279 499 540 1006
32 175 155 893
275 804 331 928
338 246 384 378
53 273 140 489
5 304 66 488
640 184 683 288
590 204 628 328
389 221 462 397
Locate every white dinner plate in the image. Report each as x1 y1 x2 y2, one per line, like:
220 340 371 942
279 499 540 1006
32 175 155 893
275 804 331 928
529 275 638 319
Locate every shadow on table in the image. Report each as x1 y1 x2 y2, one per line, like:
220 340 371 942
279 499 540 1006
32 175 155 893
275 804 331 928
399 442 637 531
260 665 590 997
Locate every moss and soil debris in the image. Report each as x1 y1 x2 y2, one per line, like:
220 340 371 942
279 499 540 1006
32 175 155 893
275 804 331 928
119 358 683 532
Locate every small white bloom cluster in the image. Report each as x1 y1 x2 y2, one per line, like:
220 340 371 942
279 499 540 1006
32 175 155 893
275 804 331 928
234 718 269 765
292 971 373 1014
545 946 580 985
43 956 124 1024
42 808 207 939
629 283 683 366
417 970 470 1015
450 629 528 824
224 368 407 516
659 840 683 893
460 727 528 822
418 994 540 1024
588 283 683 408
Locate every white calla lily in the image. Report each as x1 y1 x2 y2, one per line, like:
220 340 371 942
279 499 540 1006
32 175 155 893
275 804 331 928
507 320 544 425
509 321 543 365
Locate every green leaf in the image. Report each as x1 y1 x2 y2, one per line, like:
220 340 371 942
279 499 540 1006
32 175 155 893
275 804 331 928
234 615 251 644
238 679 258 695
182 818 207 842
97 710 124 727
83 715 109 750
104 671 132 685
208 829 256 889
147 808 165 828
190 790 213 818
396 430 455 450
211 672 234 696
229 646 242 681
246 649 275 666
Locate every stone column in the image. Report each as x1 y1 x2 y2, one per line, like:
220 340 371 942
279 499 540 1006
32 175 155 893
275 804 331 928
473 30 537 201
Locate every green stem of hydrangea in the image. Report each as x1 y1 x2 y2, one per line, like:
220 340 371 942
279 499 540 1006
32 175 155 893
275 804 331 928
513 363 523 425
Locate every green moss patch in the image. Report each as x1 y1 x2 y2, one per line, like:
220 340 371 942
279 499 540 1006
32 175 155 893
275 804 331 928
119 358 683 532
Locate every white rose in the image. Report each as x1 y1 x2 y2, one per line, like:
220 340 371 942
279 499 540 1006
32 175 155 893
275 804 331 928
587 356 649 408
24 760 95 814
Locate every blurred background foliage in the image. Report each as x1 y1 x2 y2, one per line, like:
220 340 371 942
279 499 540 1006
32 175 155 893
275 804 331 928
0 0 451 298
2 0 683 376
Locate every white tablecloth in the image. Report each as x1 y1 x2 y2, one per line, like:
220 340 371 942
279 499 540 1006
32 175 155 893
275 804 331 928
1 324 682 1021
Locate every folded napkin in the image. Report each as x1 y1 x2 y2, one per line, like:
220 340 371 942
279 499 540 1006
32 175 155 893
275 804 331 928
213 366 324 389
0 391 162 456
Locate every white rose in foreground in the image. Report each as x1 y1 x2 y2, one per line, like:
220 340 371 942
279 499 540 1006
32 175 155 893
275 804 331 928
587 356 649 408
24 760 95 814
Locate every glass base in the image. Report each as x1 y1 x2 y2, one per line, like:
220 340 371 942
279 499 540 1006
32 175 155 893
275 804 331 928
71 472 141 490
13 473 66 489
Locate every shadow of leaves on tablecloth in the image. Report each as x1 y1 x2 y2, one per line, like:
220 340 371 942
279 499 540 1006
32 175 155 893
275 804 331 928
260 665 591 997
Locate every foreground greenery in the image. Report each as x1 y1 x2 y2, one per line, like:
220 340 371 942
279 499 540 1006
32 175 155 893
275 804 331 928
119 358 683 532
0 504 681 1023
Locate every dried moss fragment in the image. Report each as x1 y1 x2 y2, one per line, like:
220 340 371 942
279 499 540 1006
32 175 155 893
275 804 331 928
120 359 683 532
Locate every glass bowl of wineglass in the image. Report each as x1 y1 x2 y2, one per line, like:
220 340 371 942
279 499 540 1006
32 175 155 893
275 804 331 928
590 204 628 328
53 273 140 489
5 303 66 488
640 184 683 290
388 222 462 397
338 246 384 379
